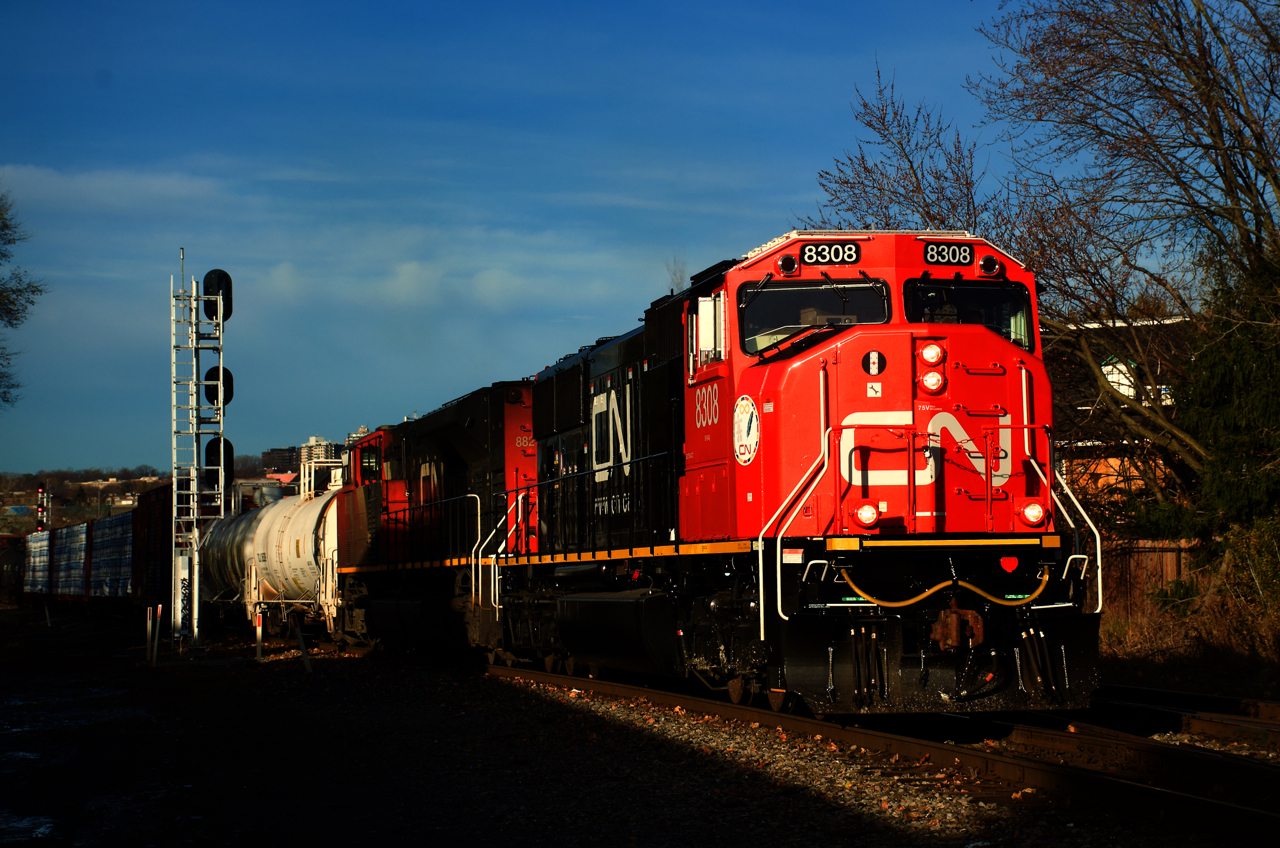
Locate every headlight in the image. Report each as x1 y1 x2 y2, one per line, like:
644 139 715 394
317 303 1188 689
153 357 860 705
920 343 944 365
1019 501 1046 525
854 502 879 527
920 370 946 393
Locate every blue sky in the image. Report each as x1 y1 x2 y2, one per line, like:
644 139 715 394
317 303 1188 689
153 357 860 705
0 1 1002 472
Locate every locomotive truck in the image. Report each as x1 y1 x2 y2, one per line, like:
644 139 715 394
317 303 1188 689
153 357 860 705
201 230 1102 714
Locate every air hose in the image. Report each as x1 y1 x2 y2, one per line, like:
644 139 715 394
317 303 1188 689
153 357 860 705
839 566 1050 608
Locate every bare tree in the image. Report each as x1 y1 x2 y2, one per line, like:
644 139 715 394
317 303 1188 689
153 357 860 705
0 185 45 409
970 0 1280 521
234 454 264 478
972 0 1280 284
800 65 1208 506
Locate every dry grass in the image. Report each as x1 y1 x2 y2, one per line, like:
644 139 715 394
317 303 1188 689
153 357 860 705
1098 602 1280 700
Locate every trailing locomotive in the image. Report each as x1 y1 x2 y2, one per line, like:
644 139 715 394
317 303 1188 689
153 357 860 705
210 230 1102 714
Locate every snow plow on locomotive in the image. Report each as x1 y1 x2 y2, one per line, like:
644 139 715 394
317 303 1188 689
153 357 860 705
203 230 1102 714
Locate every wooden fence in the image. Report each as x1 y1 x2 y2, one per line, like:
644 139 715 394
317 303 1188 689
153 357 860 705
1101 539 1200 617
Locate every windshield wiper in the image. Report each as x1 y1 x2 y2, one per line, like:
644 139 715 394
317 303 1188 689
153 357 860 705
740 273 773 309
820 272 848 304
861 270 891 315
752 323 837 358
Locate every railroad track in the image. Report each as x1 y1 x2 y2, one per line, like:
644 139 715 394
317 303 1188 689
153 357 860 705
1090 683 1280 747
486 664 1280 833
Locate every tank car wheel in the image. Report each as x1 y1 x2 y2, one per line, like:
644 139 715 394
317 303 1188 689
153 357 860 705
728 676 749 705
486 650 497 667
564 656 577 677
544 653 560 674
767 690 793 713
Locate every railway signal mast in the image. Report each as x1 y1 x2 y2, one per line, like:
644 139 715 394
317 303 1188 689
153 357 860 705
171 249 234 647
35 482 48 532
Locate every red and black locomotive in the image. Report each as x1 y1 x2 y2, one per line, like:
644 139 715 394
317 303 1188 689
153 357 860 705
328 230 1100 714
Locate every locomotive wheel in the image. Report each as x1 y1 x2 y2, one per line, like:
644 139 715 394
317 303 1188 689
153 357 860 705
486 650 497 666
728 676 748 705
767 690 792 713
564 656 577 677
544 653 560 674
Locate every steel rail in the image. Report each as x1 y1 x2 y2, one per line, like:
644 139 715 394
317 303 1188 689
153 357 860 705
485 664 1280 833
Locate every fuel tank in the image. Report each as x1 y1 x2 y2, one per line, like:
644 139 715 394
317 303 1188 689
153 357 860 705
201 489 341 602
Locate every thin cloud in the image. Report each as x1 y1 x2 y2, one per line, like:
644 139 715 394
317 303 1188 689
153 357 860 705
0 163 223 212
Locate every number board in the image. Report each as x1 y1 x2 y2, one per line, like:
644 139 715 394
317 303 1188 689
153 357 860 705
801 242 861 265
923 242 975 265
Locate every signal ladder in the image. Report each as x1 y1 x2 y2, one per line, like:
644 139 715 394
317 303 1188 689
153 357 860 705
171 248 233 646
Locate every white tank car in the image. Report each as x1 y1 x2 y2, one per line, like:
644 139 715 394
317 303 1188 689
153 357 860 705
200 489 341 606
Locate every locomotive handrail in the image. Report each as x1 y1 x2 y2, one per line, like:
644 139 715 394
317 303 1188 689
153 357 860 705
1051 471 1103 614
758 367 830 641
466 494 481 609
835 423 919 531
1019 362 1102 613
519 450 671 558
978 422 1049 532
479 493 528 611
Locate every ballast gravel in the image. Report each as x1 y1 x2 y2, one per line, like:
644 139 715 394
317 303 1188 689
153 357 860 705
0 609 1240 847
484 674 1215 846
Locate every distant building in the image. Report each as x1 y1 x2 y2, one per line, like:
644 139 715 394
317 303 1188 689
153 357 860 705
345 425 370 446
301 435 341 465
261 446 301 473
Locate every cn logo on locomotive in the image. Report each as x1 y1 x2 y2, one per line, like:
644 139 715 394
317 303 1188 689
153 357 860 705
591 384 632 482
